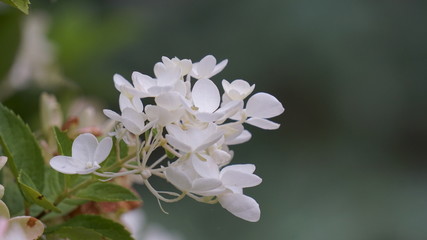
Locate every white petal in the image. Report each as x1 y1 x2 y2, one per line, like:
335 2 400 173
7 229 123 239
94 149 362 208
103 109 122 122
154 63 180 86
155 92 182 110
194 55 216 78
132 96 144 112
246 117 280 130
192 178 222 193
179 59 192 76
191 154 219 178
211 59 228 77
0 156 7 170
221 79 231 92
72 133 98 164
195 111 224 122
119 94 133 111
7 216 44 240
113 74 132 92
218 193 260 222
93 137 113 164
164 166 192 191
246 92 284 118
50 156 80 174
0 200 10 219
192 79 220 113
221 169 262 188
226 130 252 145
165 134 192 153
222 164 256 174
132 71 155 89
122 108 147 135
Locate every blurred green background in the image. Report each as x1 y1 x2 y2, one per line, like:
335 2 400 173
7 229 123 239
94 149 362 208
1 0 427 239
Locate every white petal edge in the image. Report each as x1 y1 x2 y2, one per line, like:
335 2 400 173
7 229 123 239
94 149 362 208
246 92 284 118
218 193 260 222
93 137 113 164
50 156 80 174
246 117 280 130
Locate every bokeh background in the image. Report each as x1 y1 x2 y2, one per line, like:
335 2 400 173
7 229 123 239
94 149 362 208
1 1 427 239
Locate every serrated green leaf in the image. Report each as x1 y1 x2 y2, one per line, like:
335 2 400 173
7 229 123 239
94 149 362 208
0 0 30 14
53 126 72 156
48 226 105 240
0 103 44 190
17 171 61 213
46 215 133 240
75 182 139 202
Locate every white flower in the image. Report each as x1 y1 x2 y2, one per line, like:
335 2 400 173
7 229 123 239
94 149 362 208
50 133 113 174
183 79 241 122
222 79 255 101
131 61 184 97
244 92 285 130
165 123 223 153
164 154 223 195
190 55 228 79
161 56 192 77
144 92 185 127
104 107 152 135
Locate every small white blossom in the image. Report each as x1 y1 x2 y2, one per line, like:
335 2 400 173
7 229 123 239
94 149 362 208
50 133 112 174
165 124 223 153
190 55 228 79
222 79 255 101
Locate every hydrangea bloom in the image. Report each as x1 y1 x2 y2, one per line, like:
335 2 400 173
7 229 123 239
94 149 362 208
50 133 113 174
49 55 285 222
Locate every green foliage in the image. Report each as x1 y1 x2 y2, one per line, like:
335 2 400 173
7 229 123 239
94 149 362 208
0 11 21 87
101 138 128 172
46 215 133 240
0 103 44 190
0 0 30 14
53 127 72 156
75 182 139 202
2 177 24 216
17 171 61 212
47 226 105 240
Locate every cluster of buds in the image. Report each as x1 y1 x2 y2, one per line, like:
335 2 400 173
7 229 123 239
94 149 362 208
50 55 284 222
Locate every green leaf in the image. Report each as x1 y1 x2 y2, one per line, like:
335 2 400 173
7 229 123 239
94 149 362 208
17 171 61 213
0 0 30 14
100 138 128 172
2 176 24 216
46 215 133 240
75 182 139 202
53 126 72 156
0 103 44 190
47 226 105 240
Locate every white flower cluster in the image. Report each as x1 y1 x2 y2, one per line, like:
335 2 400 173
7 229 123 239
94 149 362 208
50 55 284 222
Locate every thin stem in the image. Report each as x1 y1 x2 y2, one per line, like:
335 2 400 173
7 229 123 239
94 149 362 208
186 193 218 204
161 142 182 158
143 179 185 203
149 154 167 169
